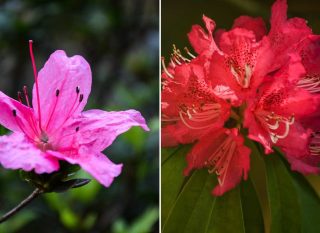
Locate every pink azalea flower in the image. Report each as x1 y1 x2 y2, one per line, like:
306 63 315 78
0 41 149 188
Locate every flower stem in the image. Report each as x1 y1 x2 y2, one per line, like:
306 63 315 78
0 188 43 224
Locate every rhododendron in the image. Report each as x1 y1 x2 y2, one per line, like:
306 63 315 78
0 41 149 188
162 0 320 196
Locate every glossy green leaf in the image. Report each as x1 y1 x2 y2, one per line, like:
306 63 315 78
161 146 191 225
283 157 320 233
162 143 320 233
162 168 264 233
162 169 217 233
264 153 301 233
240 178 265 233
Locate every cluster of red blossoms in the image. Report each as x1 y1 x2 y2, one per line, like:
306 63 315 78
161 0 320 196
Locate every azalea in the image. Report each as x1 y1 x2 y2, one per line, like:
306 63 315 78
0 41 149 188
162 0 320 196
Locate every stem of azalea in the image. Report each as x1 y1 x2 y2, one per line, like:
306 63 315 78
0 188 43 224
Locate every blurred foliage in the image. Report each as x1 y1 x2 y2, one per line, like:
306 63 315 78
0 0 159 232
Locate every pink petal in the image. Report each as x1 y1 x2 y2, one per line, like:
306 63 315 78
68 109 149 151
232 16 267 41
270 0 287 28
32 50 92 134
244 101 273 154
286 154 320 175
0 91 37 137
184 128 251 196
0 133 59 173
268 0 312 71
187 15 219 55
48 147 122 187
161 121 207 147
277 124 311 157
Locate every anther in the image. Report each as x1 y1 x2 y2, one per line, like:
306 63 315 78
23 86 28 95
17 92 23 103
55 89 60 97
12 109 17 117
76 127 79 132
76 86 80 94
79 94 84 102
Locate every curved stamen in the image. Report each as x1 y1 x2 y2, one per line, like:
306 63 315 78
184 47 196 59
297 75 320 93
45 89 60 130
12 110 37 143
29 40 43 131
161 57 173 79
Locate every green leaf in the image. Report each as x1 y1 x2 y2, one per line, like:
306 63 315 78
240 178 265 233
162 143 320 233
263 151 320 233
161 146 190 225
263 152 301 233
291 172 320 233
162 169 217 233
162 168 264 233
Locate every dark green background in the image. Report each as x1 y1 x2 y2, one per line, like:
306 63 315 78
162 0 320 57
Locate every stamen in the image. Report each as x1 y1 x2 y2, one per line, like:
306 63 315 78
184 47 196 58
23 86 31 107
76 86 80 94
169 58 176 68
172 56 182 65
267 121 279 130
297 75 320 93
244 64 252 88
230 65 241 85
45 89 60 130
76 126 79 132
29 40 42 131
12 109 36 143
50 90 83 133
17 92 23 103
172 45 190 62
161 57 173 78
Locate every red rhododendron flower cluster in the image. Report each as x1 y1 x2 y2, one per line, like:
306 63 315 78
161 0 320 196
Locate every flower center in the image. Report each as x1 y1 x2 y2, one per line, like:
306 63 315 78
36 131 53 151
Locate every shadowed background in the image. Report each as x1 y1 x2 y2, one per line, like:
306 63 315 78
162 0 320 57
0 0 159 232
